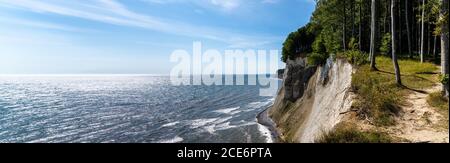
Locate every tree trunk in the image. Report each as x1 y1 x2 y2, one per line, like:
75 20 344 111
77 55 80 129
406 0 413 58
428 23 431 56
433 35 437 62
398 0 402 55
383 0 389 33
421 0 425 63
359 0 363 51
343 0 347 51
392 0 402 85
352 0 356 38
441 0 449 97
370 0 378 70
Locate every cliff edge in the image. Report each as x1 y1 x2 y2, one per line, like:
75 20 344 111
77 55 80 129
269 57 354 143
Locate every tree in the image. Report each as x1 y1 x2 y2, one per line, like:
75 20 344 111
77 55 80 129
343 0 348 51
441 0 449 97
421 0 426 63
359 0 363 51
281 25 316 62
370 0 379 70
392 0 402 85
406 0 413 57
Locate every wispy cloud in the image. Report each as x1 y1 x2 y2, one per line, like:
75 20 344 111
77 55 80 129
0 17 92 32
0 0 279 48
141 0 281 12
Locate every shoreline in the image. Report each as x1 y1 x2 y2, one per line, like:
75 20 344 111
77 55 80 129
257 107 282 143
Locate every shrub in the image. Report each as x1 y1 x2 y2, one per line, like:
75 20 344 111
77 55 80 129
440 74 449 85
379 33 391 56
316 123 392 143
307 53 329 66
348 37 359 50
312 36 327 54
342 50 369 66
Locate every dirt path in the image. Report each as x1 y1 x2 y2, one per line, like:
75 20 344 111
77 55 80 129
385 85 449 143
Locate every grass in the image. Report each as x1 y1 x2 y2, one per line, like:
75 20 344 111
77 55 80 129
427 92 449 129
375 57 439 90
316 122 392 143
352 56 440 126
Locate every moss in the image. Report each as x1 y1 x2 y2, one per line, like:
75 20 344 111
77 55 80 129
316 123 392 143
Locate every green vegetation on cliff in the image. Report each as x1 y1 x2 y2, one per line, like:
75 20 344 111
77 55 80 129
316 123 392 143
352 56 439 126
277 0 449 143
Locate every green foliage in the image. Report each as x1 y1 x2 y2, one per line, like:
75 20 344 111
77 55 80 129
348 37 359 50
316 123 392 143
312 35 327 54
440 74 449 85
317 27 342 54
428 92 449 111
379 33 391 56
341 50 369 66
352 66 400 126
307 53 329 66
310 0 345 53
281 25 316 62
352 56 441 126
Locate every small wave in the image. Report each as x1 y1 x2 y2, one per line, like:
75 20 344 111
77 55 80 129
161 121 180 128
213 107 240 115
157 136 184 143
189 118 219 129
215 121 256 131
248 98 275 109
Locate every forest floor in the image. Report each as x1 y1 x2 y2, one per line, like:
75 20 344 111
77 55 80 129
384 84 449 143
350 57 449 143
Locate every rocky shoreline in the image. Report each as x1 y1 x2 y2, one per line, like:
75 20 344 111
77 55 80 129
257 107 282 143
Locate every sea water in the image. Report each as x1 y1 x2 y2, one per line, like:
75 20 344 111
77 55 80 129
0 75 278 143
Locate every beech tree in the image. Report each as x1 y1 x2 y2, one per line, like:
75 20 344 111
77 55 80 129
392 0 402 85
370 0 379 70
441 0 449 97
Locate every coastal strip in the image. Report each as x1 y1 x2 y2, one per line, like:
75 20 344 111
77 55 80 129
257 107 281 143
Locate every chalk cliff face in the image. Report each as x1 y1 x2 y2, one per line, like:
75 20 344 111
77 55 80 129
283 57 317 102
269 57 354 143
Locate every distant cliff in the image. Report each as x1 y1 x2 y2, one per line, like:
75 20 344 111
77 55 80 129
269 57 354 143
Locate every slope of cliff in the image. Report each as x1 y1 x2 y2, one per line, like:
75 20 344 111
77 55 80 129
269 57 354 143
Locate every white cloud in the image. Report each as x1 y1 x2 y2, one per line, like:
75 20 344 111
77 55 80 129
209 0 240 11
141 0 280 12
0 17 93 32
261 0 280 4
0 0 279 48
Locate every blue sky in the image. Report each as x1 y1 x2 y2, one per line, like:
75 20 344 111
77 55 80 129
0 0 315 74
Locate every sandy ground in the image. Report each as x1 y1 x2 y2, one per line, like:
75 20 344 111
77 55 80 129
385 85 449 143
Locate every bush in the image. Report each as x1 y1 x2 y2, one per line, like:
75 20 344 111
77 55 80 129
440 74 449 85
316 123 392 143
312 36 327 54
307 53 329 66
348 37 359 50
341 50 369 66
380 33 391 56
